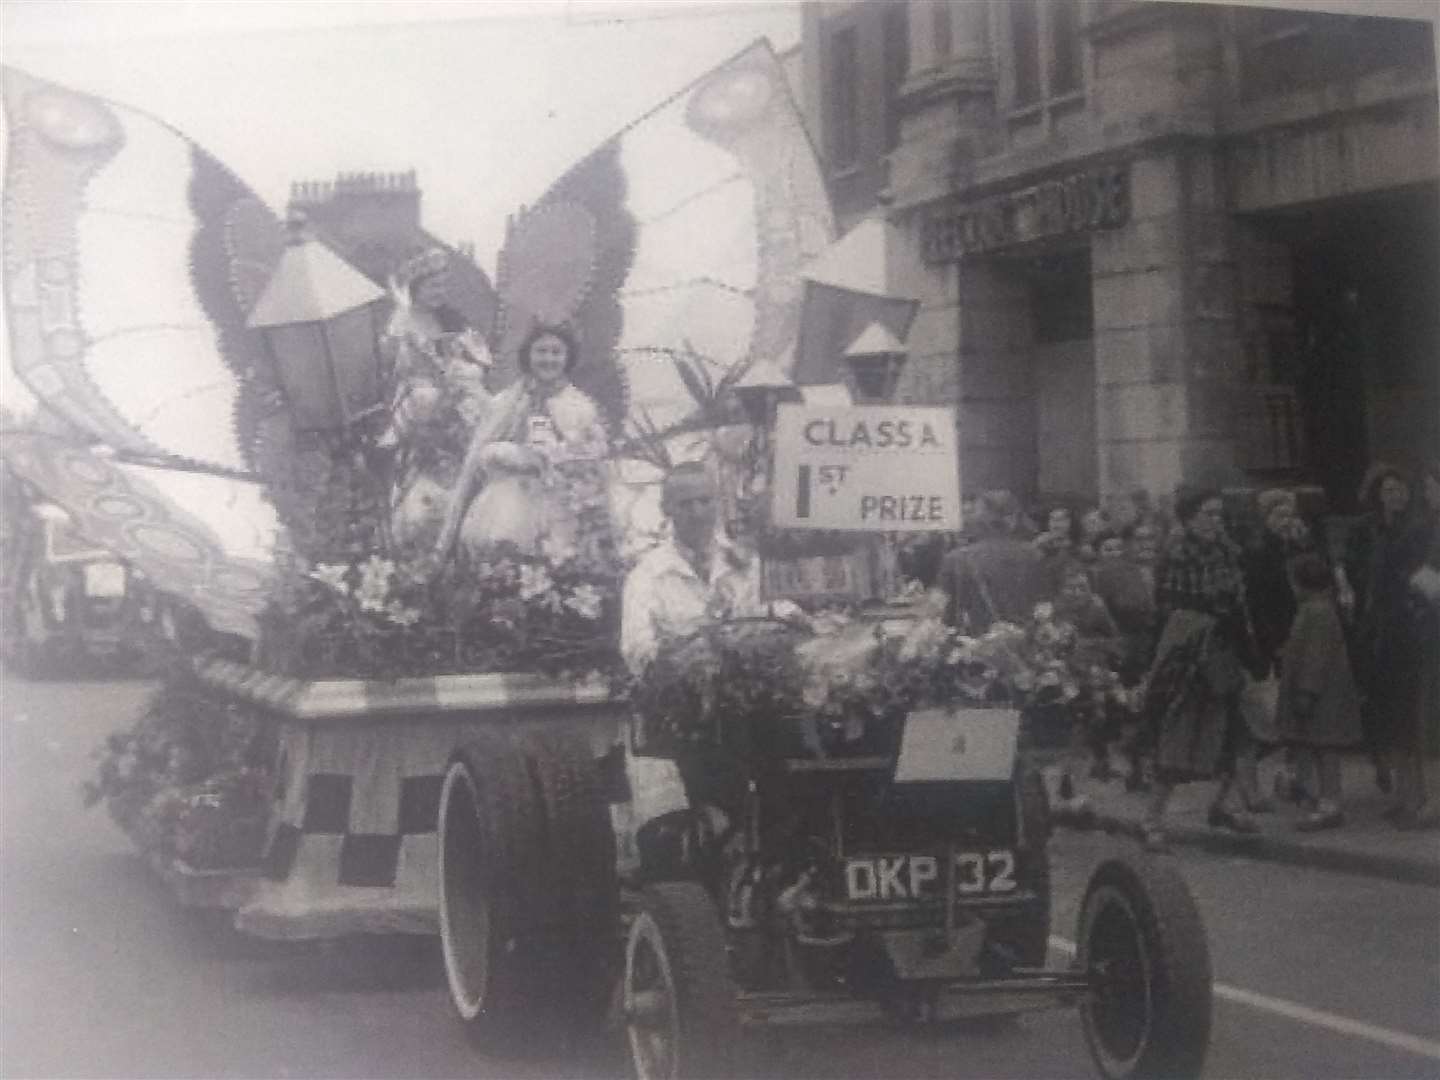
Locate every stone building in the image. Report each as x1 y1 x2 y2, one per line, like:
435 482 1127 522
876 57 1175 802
286 170 497 333
800 1 1438 510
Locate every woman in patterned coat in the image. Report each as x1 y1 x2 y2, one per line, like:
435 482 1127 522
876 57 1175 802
1139 487 1265 849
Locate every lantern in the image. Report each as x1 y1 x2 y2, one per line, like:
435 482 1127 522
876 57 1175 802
842 321 909 403
246 214 386 433
733 356 801 428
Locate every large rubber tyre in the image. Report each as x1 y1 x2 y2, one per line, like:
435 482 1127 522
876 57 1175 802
1077 856 1213 1080
624 882 741 1080
523 730 621 1037
437 733 548 1052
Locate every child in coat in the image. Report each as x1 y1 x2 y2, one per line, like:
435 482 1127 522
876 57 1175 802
1276 553 1365 830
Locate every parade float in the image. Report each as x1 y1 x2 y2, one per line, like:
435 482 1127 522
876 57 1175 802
2 43 1213 1080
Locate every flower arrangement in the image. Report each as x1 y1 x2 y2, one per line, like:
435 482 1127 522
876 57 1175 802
255 536 625 683
83 666 276 870
632 591 1137 761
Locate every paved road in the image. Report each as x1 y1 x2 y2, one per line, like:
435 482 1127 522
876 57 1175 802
2 673 1437 1079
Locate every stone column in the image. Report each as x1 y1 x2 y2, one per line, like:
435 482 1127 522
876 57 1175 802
1088 4 1249 499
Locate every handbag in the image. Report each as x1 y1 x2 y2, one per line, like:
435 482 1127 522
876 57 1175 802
1238 671 1281 744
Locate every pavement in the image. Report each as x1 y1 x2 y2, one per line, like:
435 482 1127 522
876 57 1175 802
1060 752 1440 886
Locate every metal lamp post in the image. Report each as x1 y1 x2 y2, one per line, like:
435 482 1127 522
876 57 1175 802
731 356 801 547
842 322 911 598
247 213 389 555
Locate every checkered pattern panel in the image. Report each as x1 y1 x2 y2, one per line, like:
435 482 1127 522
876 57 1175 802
338 834 403 887
263 769 443 888
398 775 444 835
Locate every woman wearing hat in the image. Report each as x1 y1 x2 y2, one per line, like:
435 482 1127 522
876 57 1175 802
434 323 609 560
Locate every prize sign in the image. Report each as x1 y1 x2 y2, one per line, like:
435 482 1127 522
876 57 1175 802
772 404 961 532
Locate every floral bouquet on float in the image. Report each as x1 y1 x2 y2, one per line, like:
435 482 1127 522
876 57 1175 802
254 533 626 684
83 667 276 870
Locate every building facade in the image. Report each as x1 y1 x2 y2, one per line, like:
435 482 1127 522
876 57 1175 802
801 1 1439 510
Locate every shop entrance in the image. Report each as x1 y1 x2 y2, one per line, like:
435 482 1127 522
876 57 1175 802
1013 248 1096 502
1255 183 1439 510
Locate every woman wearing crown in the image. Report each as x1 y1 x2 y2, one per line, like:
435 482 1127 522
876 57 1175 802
381 247 495 543
434 322 610 561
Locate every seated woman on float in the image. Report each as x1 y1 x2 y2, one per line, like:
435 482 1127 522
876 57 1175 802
434 322 609 559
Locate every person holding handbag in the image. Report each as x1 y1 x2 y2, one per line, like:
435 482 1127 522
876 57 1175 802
1243 488 1318 810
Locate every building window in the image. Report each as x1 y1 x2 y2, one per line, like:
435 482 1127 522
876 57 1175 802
1011 0 1084 110
1011 1 1041 106
829 25 860 170
883 3 910 152
1050 1 1083 96
1237 10 1435 100
933 3 953 63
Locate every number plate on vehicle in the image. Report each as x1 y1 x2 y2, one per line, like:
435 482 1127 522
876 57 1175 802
844 851 1018 902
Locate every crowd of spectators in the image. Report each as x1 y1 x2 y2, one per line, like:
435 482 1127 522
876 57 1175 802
902 462 1440 843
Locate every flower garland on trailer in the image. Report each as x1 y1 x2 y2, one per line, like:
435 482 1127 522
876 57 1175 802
632 591 1139 761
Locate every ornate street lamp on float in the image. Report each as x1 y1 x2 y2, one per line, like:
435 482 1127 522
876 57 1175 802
842 321 909 404
245 213 387 436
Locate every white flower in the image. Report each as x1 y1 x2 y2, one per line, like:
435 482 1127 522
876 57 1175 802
540 533 579 566
563 584 604 620
898 616 948 663
308 562 351 594
385 603 422 627
355 556 395 607
1033 602 1055 623
518 563 554 602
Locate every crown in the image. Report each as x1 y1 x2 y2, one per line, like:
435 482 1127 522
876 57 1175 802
394 247 450 288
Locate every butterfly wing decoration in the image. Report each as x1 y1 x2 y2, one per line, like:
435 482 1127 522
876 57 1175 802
490 40 836 550
1 65 289 638
1 435 278 640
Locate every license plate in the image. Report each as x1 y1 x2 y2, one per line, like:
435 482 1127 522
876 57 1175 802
844 851 1018 902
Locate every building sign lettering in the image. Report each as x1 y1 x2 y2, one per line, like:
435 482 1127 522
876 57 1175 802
922 164 1130 263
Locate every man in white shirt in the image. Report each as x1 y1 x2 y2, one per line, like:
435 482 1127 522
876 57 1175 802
614 463 759 863
621 462 758 676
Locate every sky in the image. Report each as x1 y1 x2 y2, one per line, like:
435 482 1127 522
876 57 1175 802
1 1 801 277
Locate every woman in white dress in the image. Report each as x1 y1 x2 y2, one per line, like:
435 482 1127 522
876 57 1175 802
434 323 609 561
